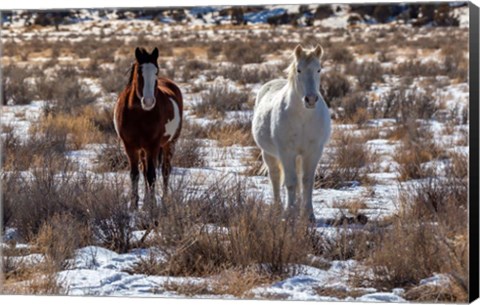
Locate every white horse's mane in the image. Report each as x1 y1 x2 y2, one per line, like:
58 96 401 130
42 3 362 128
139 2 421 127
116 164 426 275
285 47 320 86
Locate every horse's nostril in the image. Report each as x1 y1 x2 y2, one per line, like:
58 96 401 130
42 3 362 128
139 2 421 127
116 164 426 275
315 96 319 102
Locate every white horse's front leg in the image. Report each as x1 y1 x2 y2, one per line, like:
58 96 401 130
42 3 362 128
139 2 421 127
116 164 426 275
279 152 298 214
303 151 323 223
263 151 282 206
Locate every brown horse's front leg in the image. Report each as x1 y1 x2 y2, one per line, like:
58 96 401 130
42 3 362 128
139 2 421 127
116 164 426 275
161 143 175 198
125 147 140 210
142 148 160 212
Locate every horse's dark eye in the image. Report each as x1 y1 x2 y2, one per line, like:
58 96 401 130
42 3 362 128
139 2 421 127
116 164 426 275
317 69 321 73
297 69 301 73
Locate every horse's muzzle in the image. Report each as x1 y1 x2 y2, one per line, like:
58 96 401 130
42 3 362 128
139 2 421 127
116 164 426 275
303 95 318 109
141 97 156 111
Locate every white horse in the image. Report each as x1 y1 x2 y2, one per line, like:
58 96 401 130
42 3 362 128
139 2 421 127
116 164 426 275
252 44 331 222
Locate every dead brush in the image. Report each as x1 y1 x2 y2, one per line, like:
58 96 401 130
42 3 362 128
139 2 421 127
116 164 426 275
99 57 132 93
221 64 279 85
94 138 129 172
2 125 70 172
222 39 265 64
392 123 442 181
36 213 88 271
358 162 468 301
334 92 370 125
36 66 100 115
210 267 276 297
315 131 376 189
80 176 134 253
30 110 104 150
138 176 315 278
205 121 255 147
193 83 249 118
2 63 36 105
347 60 384 90
171 138 204 169
320 70 351 107
242 146 264 177
325 45 354 64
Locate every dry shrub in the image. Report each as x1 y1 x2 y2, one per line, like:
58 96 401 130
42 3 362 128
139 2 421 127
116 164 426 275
1 159 75 241
36 213 87 270
242 146 264 177
326 45 354 64
2 155 134 254
1 124 70 172
334 92 370 125
163 280 213 296
83 105 117 136
193 83 249 118
99 57 132 93
205 121 255 147
210 267 274 297
404 277 467 302
36 66 99 115
392 123 442 181
80 176 134 253
173 138 205 168
222 39 265 64
207 42 223 60
363 168 467 299
347 61 384 90
372 87 437 122
241 66 280 84
221 64 279 85
2 64 36 105
320 71 351 107
394 60 446 78
316 131 375 189
134 177 314 278
30 110 104 150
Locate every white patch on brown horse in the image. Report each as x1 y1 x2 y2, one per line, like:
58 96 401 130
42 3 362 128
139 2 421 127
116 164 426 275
165 98 180 142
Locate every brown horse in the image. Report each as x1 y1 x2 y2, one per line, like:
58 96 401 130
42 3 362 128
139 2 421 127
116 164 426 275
114 47 183 210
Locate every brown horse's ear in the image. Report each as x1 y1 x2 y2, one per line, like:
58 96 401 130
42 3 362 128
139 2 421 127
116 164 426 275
314 44 324 59
135 47 143 62
151 47 159 60
294 44 303 59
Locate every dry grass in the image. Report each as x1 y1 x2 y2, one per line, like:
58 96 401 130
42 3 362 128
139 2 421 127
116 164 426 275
36 213 88 270
347 61 384 90
321 70 351 107
2 64 37 105
193 83 250 118
205 121 255 147
392 123 442 181
334 92 370 125
316 131 376 189
127 177 316 279
355 154 468 301
30 110 104 150
222 39 265 64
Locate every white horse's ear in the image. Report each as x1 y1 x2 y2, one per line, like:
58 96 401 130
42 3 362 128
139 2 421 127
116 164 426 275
314 44 324 59
294 44 304 59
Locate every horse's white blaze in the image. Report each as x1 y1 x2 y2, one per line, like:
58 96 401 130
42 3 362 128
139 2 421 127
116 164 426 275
165 98 180 142
141 63 157 110
252 45 331 221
